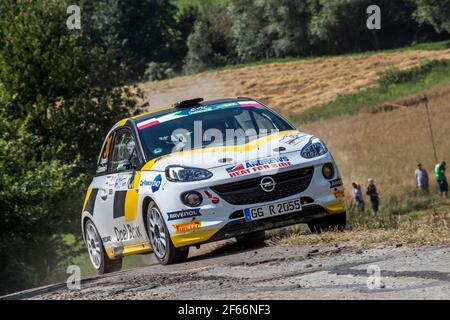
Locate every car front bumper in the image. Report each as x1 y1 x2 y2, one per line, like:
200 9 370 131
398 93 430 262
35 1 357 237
151 155 346 248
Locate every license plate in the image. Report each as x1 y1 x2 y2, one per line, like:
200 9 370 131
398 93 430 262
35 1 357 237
244 199 302 222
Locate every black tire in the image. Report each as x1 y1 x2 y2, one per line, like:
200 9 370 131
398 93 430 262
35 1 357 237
146 201 189 265
308 212 346 233
84 219 122 274
235 230 266 246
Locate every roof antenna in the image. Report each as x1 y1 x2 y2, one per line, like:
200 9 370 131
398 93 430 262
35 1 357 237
173 98 204 108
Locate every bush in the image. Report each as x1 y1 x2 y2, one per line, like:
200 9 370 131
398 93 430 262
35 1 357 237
144 62 176 81
183 14 234 74
378 59 450 86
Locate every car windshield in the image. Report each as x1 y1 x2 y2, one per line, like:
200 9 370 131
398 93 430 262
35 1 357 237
138 104 294 160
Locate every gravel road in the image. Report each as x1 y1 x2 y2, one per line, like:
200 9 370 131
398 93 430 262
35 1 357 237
3 242 449 300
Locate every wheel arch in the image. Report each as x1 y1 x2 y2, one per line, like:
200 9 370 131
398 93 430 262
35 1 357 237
141 195 156 231
81 212 94 242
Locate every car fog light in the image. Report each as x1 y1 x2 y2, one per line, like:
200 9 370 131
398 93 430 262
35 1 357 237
183 191 203 207
322 163 334 179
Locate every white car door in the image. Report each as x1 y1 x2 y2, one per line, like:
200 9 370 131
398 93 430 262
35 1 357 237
108 128 144 252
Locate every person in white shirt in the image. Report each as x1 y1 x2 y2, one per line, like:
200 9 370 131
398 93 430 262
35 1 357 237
415 163 429 193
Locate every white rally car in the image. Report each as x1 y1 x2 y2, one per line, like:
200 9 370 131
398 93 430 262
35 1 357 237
82 98 346 273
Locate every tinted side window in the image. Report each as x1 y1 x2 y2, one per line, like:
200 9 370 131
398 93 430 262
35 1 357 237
96 134 113 174
111 129 137 172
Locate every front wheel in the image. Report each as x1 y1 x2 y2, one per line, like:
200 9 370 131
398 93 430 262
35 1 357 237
85 220 122 274
308 212 346 233
146 201 189 265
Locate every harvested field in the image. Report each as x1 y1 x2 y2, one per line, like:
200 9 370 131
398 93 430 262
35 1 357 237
140 49 450 115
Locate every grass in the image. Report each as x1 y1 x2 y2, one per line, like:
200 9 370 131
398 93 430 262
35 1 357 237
290 59 450 124
271 191 450 247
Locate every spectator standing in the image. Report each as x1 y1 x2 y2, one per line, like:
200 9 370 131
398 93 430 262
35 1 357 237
352 182 365 212
415 163 429 193
435 161 448 197
366 178 380 214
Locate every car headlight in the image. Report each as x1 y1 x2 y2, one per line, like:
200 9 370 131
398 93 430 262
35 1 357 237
165 166 213 182
300 137 328 159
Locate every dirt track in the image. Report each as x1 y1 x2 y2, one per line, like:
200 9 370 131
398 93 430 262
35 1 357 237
3 242 449 300
140 49 450 115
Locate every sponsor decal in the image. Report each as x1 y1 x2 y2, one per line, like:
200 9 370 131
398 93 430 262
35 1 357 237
97 158 108 173
140 174 162 193
84 188 98 215
105 175 117 188
153 147 162 154
113 190 127 219
103 135 112 158
128 173 136 189
115 174 130 189
238 100 262 107
167 208 201 221
137 102 243 130
97 135 112 173
102 236 111 243
114 224 142 242
137 118 160 130
173 221 202 233
175 102 239 117
329 178 343 188
280 132 308 146
151 174 162 193
226 156 292 177
333 190 345 200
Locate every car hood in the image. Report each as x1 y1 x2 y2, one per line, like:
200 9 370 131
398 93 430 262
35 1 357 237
141 130 314 171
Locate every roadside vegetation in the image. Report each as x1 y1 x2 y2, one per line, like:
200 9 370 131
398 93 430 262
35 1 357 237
272 191 450 247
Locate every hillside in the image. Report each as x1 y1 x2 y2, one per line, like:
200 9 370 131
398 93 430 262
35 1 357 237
140 47 450 115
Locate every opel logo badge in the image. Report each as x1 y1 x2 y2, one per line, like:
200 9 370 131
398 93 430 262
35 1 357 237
260 176 276 192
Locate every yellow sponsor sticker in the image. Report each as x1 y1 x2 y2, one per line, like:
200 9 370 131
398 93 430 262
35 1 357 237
333 190 345 200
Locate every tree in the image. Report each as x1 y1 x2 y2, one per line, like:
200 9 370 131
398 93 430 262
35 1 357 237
183 3 235 73
230 0 315 63
414 0 450 33
229 0 272 62
78 0 195 79
309 0 440 54
0 0 141 294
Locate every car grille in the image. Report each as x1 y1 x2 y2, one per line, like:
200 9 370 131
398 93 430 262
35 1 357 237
211 167 314 205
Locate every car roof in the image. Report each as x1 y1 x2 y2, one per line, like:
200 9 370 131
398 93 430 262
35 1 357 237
120 97 261 127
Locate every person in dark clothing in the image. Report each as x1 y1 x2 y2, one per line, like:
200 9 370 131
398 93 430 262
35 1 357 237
366 178 379 214
352 181 365 212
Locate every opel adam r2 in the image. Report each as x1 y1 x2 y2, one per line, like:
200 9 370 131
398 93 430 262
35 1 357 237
82 98 346 273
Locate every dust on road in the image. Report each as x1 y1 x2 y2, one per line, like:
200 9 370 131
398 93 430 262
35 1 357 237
6 243 449 300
